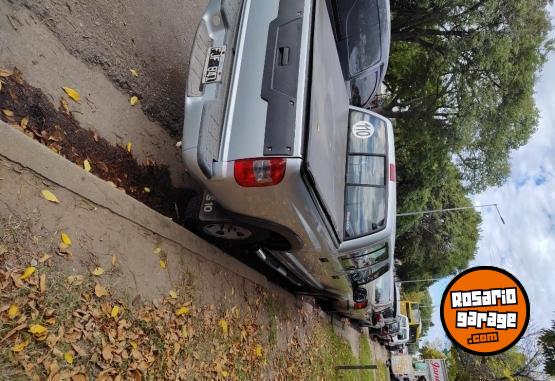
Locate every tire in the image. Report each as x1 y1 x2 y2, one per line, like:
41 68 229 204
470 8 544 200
184 196 268 245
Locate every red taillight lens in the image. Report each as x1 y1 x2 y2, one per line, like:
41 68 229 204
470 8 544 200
234 158 286 187
389 164 396 182
353 300 368 310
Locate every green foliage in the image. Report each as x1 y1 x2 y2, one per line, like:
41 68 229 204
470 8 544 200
387 0 552 284
540 319 555 375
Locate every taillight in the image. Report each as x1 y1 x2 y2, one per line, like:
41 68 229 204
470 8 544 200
234 158 286 187
389 163 396 182
353 300 368 309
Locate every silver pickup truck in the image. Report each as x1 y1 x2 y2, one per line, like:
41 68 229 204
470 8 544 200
182 0 394 314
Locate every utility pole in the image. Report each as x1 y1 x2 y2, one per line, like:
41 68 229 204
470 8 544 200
397 203 505 224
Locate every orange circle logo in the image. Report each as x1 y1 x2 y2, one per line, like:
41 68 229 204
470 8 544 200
440 266 530 355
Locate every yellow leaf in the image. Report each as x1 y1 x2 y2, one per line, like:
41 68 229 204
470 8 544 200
61 97 70 113
41 189 60 203
111 255 117 266
130 69 139 77
95 283 108 297
29 324 48 335
83 159 92 172
126 142 132 153
0 68 13 77
64 351 74 364
8 304 19 319
20 266 36 280
175 306 190 316
20 116 29 129
111 305 120 318
130 96 139 106
255 344 263 357
153 247 161 255
159 259 166 269
61 232 72 246
168 290 177 299
130 340 138 349
219 319 228 336
62 87 81 102
221 370 229 377
11 340 28 353
2 109 14 117
67 275 84 285
144 187 151 193
91 267 104 276
39 274 46 294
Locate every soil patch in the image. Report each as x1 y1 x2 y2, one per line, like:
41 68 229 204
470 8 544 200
0 68 193 223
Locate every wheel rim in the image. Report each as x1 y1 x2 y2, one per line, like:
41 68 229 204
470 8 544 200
202 223 252 240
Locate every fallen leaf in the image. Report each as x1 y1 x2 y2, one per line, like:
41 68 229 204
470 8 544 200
61 98 70 113
175 307 190 316
29 324 48 335
219 319 229 336
8 304 20 319
111 255 117 266
0 68 13 77
159 259 166 269
221 370 229 378
64 351 74 364
168 290 177 299
111 305 120 318
153 247 161 255
20 116 29 129
144 187 151 193
0 81 2 91
83 159 92 172
39 274 46 293
20 266 36 280
95 283 108 297
129 96 139 106
39 254 53 263
130 69 139 77
61 232 72 246
102 345 113 361
126 142 132 153
67 275 84 285
41 189 60 203
62 87 81 102
255 344 263 357
11 340 28 353
130 341 138 349
2 109 14 117
72 375 87 381
91 267 105 276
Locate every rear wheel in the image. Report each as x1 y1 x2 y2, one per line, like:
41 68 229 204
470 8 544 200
184 196 268 245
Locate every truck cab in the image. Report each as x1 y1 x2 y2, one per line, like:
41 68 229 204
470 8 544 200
182 0 394 312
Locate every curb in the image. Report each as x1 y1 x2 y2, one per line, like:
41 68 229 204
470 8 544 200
0 122 269 288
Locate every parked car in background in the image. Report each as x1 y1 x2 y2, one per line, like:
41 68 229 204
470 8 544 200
326 0 391 108
182 0 395 313
385 314 410 350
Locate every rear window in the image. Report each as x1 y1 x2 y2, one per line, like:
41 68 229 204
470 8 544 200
347 0 381 76
340 245 388 271
344 111 388 239
349 261 389 287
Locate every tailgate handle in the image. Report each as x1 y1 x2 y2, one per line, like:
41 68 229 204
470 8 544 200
278 47 290 66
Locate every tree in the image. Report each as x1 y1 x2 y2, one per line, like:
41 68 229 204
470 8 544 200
384 0 552 192
539 320 555 375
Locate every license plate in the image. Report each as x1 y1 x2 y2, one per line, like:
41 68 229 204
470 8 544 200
202 46 226 84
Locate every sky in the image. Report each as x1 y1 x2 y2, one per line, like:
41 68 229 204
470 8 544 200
425 5 555 345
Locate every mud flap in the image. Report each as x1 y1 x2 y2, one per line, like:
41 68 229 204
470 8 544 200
198 191 233 222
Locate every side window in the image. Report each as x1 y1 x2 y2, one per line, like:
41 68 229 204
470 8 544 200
340 245 388 270
349 261 389 286
346 0 381 76
344 111 388 239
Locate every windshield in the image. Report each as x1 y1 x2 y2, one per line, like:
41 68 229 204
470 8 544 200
347 0 381 76
344 111 388 239
349 261 389 287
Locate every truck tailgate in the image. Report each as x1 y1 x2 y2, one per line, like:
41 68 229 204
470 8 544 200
305 0 349 239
